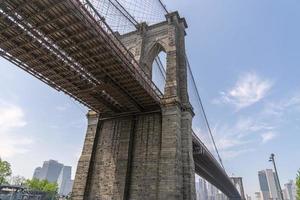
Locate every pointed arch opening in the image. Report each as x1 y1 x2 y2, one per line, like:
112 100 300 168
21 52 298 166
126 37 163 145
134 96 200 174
152 51 166 94
148 43 167 94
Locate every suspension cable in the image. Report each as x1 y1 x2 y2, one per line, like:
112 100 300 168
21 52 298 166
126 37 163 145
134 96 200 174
185 53 225 170
109 0 139 26
158 0 169 14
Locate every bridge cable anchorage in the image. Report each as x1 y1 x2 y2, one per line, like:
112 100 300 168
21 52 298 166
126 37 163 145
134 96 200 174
185 53 225 171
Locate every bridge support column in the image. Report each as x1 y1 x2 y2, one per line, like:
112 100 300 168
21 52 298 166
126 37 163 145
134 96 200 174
158 104 196 200
158 104 183 199
72 11 196 200
72 111 99 200
72 108 196 200
181 108 196 199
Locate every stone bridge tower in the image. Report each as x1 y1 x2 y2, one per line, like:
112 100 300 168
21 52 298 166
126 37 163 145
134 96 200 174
230 177 246 200
72 12 196 200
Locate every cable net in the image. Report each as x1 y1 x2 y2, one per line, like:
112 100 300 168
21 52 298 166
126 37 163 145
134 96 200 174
116 0 167 24
89 0 136 34
89 0 167 34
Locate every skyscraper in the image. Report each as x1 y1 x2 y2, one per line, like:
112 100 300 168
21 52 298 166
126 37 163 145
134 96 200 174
282 188 289 200
284 180 296 200
207 182 218 200
230 177 246 200
265 169 280 200
38 160 64 183
196 178 208 200
196 180 200 200
255 192 262 200
57 166 73 196
32 167 42 179
258 169 282 200
258 170 270 200
33 160 74 196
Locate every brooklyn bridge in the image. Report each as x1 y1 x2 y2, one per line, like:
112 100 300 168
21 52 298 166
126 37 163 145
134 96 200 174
0 0 243 199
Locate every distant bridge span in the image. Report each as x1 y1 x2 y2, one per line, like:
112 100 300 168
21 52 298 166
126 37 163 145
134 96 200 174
0 0 241 199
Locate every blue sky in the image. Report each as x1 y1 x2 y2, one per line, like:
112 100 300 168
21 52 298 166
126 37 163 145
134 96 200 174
0 0 300 197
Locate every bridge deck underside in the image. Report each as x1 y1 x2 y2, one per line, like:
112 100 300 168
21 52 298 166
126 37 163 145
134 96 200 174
192 134 241 199
0 0 161 114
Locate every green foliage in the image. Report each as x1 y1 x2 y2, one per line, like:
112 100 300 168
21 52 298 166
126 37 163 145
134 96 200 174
25 178 58 194
0 157 12 185
296 170 300 200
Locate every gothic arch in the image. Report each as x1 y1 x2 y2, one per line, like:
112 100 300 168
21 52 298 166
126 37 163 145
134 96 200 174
143 40 168 78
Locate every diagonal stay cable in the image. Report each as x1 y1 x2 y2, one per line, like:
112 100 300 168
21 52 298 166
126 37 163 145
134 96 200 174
158 0 168 14
108 0 139 26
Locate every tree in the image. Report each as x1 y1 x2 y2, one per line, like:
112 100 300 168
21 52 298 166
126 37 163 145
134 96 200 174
297 170 300 200
0 157 12 185
10 175 26 186
25 178 58 193
25 179 58 200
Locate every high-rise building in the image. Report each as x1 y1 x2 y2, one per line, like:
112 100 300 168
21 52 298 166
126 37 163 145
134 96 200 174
195 178 229 200
284 180 296 200
38 160 64 183
230 177 246 200
282 188 289 200
216 192 227 200
246 194 252 200
32 167 42 179
255 192 262 200
258 169 283 200
258 170 270 200
195 180 200 199
207 182 218 200
57 166 72 196
33 160 74 196
64 180 73 196
265 169 280 200
196 178 208 200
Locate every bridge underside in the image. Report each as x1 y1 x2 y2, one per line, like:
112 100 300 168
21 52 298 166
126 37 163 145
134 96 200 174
0 0 161 115
192 135 241 199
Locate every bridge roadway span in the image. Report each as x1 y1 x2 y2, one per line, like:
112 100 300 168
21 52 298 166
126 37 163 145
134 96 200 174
0 0 241 199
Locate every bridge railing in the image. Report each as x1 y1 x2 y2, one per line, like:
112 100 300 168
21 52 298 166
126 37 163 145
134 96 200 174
78 0 163 102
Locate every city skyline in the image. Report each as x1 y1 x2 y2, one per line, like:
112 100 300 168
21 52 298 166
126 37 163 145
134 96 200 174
32 159 73 196
257 169 297 200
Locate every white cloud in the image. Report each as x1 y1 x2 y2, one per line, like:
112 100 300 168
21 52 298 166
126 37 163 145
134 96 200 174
221 149 255 160
216 137 249 151
261 132 277 144
194 116 275 160
0 100 34 158
217 72 273 109
263 93 300 117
